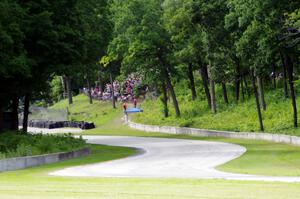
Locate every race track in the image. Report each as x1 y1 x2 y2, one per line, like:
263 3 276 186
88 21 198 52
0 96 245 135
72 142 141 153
50 136 300 182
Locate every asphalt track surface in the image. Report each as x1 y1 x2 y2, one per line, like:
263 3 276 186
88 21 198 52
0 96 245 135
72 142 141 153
50 136 300 182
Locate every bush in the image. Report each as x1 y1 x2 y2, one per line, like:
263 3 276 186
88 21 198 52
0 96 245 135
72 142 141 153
178 119 194 127
50 75 64 103
0 132 86 159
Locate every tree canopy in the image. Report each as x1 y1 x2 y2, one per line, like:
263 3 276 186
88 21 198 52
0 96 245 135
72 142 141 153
0 0 299 132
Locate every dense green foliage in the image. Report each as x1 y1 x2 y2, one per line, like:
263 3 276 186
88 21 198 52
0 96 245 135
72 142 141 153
1 2 300 197
0 132 86 159
103 0 300 131
0 0 111 132
50 76 64 103
0 0 299 133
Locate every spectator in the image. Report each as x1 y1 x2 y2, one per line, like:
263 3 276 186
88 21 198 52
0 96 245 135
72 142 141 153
133 98 137 108
83 73 143 102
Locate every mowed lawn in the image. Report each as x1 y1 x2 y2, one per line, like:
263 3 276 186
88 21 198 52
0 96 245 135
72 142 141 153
3 94 297 198
1 144 300 199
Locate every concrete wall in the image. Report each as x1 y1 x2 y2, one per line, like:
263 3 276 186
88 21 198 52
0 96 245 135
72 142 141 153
128 121 300 146
0 147 91 172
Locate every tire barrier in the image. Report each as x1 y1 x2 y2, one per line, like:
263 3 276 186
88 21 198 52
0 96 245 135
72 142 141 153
21 120 95 130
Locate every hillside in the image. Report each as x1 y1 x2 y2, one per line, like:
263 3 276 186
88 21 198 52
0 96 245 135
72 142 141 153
51 94 120 127
132 78 300 136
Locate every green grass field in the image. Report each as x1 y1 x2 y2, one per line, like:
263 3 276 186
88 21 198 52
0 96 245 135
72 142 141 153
1 144 300 199
3 94 298 198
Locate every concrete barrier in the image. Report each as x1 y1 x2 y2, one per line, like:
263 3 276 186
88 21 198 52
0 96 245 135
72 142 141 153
0 147 91 172
128 121 300 146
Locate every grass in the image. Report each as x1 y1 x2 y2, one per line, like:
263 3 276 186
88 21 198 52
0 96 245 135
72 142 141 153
1 144 300 199
132 83 300 136
6 94 296 198
51 94 120 127
87 122 300 176
214 137 300 176
50 94 150 135
51 94 300 177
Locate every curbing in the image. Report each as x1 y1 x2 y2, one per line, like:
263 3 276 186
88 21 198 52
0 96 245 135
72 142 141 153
128 121 300 146
0 147 91 172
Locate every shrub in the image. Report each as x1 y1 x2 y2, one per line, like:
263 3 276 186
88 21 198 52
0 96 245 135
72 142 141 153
0 132 86 159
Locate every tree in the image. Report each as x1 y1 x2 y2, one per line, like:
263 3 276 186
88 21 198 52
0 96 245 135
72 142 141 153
19 0 59 132
108 0 181 117
226 0 300 129
0 0 112 133
283 8 300 127
78 0 112 104
100 55 117 109
48 0 87 105
0 0 28 131
192 0 229 112
163 0 199 101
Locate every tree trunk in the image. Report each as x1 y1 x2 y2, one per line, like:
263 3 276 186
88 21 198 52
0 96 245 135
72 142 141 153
86 74 93 104
280 51 289 98
158 52 180 117
98 72 103 92
221 82 229 104
199 65 211 108
272 63 276 89
11 94 19 131
285 53 297 127
210 79 217 113
61 76 67 99
244 75 251 97
161 82 169 118
65 75 73 105
22 93 30 133
257 76 266 111
187 63 197 100
208 62 216 113
0 100 3 132
251 72 264 131
241 76 245 101
109 72 116 109
234 59 241 102
164 67 180 117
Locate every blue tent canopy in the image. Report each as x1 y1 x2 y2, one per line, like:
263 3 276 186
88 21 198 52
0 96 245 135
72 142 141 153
125 108 143 113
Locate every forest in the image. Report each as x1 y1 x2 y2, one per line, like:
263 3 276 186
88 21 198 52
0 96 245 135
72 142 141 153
0 0 299 133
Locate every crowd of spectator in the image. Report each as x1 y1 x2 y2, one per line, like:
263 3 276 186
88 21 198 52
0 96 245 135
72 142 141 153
83 74 142 102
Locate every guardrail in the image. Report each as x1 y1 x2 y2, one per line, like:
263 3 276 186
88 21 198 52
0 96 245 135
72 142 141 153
128 121 300 146
0 147 91 172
